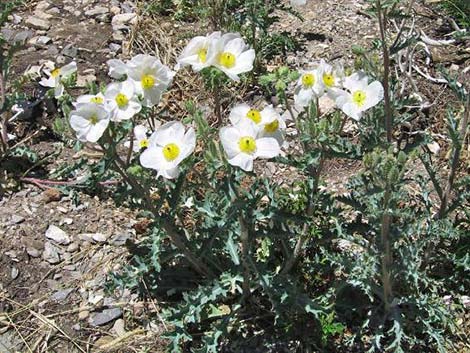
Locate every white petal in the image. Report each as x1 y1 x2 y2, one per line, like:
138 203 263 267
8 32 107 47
220 126 241 158
230 49 255 75
255 137 280 159
228 153 253 172
340 102 362 121
86 119 109 143
224 38 246 56
140 147 166 170
362 81 384 110
294 86 314 107
229 103 251 125
154 121 185 146
60 62 77 77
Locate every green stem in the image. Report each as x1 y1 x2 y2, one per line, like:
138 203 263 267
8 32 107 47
380 188 393 312
377 0 393 143
239 214 251 298
438 95 469 219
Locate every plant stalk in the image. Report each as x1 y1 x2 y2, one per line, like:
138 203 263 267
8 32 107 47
239 214 251 298
377 0 393 143
380 188 393 312
438 96 469 218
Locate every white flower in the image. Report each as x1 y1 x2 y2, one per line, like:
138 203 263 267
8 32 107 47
294 67 324 107
125 124 160 152
127 54 175 108
335 72 384 121
317 59 344 97
73 93 106 107
212 33 255 81
70 103 110 143
39 61 77 98
140 121 196 179
104 81 142 121
107 59 129 79
228 103 286 145
220 119 280 172
176 32 221 71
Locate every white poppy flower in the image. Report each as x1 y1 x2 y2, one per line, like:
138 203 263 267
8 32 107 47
125 124 161 152
70 103 110 143
212 34 255 81
317 60 344 97
104 81 142 121
127 54 176 108
294 67 325 107
139 121 196 179
39 61 77 98
228 103 286 145
73 93 106 108
334 72 384 121
107 59 129 79
220 119 280 172
176 32 221 71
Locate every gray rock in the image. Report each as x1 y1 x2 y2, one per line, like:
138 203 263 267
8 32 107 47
50 288 74 302
92 233 108 243
89 308 122 327
26 16 51 30
43 242 61 264
10 215 25 224
62 44 78 58
111 13 137 29
85 6 109 17
26 247 41 258
45 225 71 245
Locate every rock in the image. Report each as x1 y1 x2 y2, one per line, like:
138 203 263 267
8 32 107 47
29 35 52 47
78 310 89 320
36 1 52 12
43 242 61 264
66 242 79 252
26 247 41 258
10 215 25 224
50 288 74 302
89 308 122 327
43 188 62 203
45 225 71 245
112 319 126 336
85 6 109 17
33 10 53 21
25 16 51 30
110 232 130 246
11 267 19 280
62 44 78 58
92 233 108 243
111 13 137 29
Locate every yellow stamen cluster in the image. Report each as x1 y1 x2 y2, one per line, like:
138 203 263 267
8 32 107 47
219 52 236 69
322 73 335 88
139 139 149 149
198 48 208 63
163 143 180 161
51 68 61 78
89 114 99 125
115 93 129 108
238 136 256 154
264 120 279 133
141 74 156 90
352 90 367 107
246 109 261 124
90 96 104 104
302 73 315 88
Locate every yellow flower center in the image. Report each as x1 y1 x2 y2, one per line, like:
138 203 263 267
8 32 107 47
219 52 236 69
238 136 256 154
198 48 207 63
51 68 61 78
139 138 149 149
90 96 104 104
115 93 129 108
302 73 315 88
89 114 99 125
264 120 279 133
352 90 367 107
163 143 180 161
323 73 335 88
141 75 155 90
246 109 261 124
